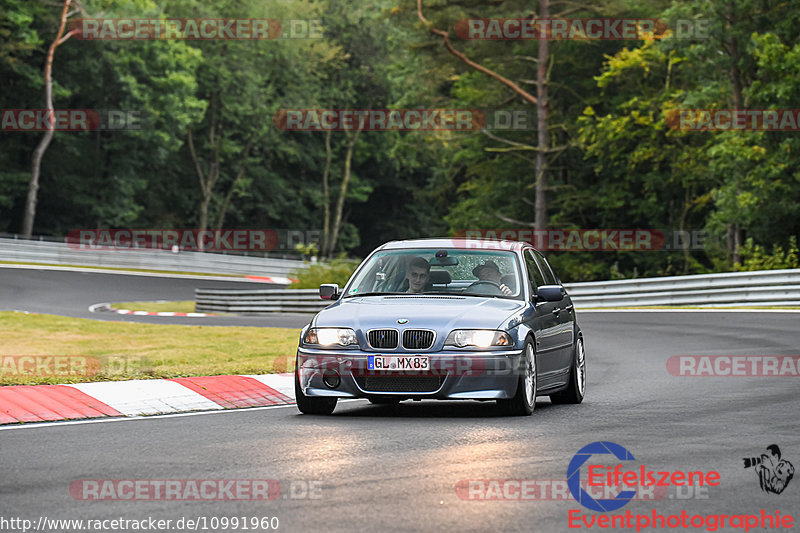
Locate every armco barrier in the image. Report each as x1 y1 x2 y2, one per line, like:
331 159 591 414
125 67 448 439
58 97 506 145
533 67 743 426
0 237 305 278
195 289 326 314
568 269 800 307
195 269 800 314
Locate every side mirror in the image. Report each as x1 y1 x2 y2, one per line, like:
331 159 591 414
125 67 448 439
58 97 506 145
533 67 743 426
536 285 564 302
319 284 340 300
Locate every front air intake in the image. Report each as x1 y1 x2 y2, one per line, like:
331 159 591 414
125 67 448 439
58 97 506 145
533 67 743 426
402 329 435 350
367 329 399 349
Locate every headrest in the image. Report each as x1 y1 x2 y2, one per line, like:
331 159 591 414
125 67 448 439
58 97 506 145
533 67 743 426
428 270 452 285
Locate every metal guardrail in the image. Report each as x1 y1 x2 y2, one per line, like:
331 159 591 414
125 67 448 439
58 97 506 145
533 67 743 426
0 237 306 278
566 269 800 307
195 269 800 314
196 289 325 313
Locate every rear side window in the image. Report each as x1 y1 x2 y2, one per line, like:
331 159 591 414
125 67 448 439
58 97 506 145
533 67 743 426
525 250 545 292
533 250 557 285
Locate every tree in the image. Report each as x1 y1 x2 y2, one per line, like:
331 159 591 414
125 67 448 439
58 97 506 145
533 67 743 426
21 0 79 237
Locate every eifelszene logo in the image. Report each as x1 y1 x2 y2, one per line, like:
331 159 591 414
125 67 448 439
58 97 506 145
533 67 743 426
567 441 721 512
743 445 795 494
568 442 638 512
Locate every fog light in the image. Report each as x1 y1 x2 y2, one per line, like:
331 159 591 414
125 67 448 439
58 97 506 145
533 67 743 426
322 370 340 388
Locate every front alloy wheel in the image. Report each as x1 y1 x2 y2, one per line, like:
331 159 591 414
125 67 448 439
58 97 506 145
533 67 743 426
497 341 536 416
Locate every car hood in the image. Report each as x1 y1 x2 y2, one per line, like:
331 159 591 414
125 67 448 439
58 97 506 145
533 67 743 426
314 295 526 332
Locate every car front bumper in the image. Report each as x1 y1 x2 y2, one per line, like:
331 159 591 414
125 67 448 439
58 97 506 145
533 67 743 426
296 347 523 400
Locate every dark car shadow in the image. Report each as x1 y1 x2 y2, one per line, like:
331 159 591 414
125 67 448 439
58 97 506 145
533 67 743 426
326 399 560 419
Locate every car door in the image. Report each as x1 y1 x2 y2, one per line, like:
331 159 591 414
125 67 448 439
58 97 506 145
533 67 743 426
522 249 561 383
533 250 575 378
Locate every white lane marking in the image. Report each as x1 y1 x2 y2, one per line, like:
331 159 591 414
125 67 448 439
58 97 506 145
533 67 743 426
0 399 368 431
88 302 110 313
66 380 223 416
243 373 295 398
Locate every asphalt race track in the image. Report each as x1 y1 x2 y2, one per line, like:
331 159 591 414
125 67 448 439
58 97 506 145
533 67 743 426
0 266 312 328
1 267 799 532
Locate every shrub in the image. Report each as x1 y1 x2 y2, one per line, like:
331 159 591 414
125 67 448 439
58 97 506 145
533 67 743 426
735 236 800 271
290 258 361 289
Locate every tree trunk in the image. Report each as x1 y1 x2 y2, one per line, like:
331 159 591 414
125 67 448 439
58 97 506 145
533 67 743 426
216 134 257 230
321 130 333 256
534 0 549 232
22 0 74 238
327 127 361 257
726 4 744 265
187 98 221 251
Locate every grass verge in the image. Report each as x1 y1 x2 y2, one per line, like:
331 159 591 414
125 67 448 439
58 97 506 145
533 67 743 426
0 311 299 386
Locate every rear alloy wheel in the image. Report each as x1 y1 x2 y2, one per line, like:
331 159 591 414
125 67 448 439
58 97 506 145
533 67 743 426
550 336 586 404
295 371 337 415
497 341 536 416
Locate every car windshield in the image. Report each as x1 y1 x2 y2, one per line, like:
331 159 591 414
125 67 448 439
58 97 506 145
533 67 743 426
344 248 523 300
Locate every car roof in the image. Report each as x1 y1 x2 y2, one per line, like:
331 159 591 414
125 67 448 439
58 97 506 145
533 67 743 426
378 238 528 252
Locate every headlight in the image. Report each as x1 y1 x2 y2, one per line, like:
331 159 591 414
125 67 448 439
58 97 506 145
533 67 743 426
445 329 512 348
304 327 358 347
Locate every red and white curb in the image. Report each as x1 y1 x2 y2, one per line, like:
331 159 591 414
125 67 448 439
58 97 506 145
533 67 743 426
246 275 297 284
113 309 215 317
0 373 295 425
88 303 216 317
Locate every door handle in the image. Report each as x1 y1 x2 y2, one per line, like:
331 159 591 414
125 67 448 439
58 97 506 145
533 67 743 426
565 305 573 314
552 307 561 316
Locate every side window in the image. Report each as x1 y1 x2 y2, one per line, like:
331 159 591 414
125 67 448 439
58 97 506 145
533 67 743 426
524 250 545 293
533 251 557 285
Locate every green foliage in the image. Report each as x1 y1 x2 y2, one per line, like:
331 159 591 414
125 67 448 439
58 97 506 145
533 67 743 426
1 0 799 281
735 237 800 271
290 258 360 289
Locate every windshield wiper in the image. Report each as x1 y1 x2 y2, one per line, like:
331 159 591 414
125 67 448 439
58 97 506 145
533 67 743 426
422 291 464 296
343 291 402 298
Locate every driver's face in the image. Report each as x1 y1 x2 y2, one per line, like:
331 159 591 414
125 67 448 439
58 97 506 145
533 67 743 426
477 266 501 283
406 267 429 293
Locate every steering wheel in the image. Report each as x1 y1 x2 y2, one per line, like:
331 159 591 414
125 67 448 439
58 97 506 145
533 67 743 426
465 280 503 295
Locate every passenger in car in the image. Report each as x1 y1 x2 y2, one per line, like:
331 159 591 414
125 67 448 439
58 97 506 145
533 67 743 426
472 260 513 296
405 257 431 293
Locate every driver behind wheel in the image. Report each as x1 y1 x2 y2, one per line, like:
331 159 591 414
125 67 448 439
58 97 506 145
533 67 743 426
405 256 431 294
470 260 512 296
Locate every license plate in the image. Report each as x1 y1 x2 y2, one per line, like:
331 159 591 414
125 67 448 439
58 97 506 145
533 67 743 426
368 355 430 371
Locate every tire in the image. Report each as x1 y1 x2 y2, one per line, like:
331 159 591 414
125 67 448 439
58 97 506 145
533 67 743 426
295 371 337 415
550 336 586 405
497 340 536 416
